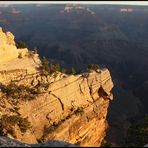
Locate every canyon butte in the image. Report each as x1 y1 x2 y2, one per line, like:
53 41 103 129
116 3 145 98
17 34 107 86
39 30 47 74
0 27 114 147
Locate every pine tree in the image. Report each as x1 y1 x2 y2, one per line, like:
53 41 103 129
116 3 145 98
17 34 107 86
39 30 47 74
71 67 76 75
42 57 50 73
34 47 38 54
61 68 67 74
55 64 60 72
88 64 100 71
50 63 61 74
16 41 28 49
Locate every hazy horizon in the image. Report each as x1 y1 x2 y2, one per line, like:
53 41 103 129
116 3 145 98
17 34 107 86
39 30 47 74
0 1 148 6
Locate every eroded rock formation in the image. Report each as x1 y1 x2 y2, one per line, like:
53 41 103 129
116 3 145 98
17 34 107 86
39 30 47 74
0 27 30 63
0 28 114 147
0 27 41 84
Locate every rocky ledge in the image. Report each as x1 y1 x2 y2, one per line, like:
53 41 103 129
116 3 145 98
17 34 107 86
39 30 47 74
0 28 114 147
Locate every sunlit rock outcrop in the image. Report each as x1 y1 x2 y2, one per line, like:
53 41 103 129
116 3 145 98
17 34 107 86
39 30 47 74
0 28 114 147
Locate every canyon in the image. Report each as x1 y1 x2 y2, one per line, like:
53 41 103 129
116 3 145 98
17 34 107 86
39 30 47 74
0 28 114 147
0 4 148 146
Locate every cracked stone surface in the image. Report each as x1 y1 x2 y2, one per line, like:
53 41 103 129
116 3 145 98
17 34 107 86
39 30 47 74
0 27 114 147
0 69 113 146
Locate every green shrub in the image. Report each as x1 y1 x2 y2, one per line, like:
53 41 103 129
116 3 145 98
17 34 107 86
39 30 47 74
16 41 28 49
87 64 100 71
0 115 20 126
41 57 50 74
61 68 67 74
0 83 39 101
50 63 60 74
18 117 31 133
33 47 38 54
0 115 31 134
71 67 76 75
40 57 62 75
2 83 20 96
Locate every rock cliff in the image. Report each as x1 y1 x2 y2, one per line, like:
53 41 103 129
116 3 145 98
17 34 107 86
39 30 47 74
0 27 30 64
0 27 41 84
0 28 114 147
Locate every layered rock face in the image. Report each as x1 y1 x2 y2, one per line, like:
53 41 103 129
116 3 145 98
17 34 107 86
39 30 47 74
0 27 41 84
0 69 113 146
0 28 114 147
0 27 18 63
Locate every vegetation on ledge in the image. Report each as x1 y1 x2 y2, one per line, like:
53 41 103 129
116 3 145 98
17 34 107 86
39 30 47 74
0 115 31 136
0 82 42 101
40 56 100 76
16 41 28 49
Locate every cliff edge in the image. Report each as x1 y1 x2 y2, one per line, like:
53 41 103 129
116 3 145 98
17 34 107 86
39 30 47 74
0 28 114 147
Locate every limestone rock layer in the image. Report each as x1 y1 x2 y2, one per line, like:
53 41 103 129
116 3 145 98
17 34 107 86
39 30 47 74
0 27 19 63
0 28 114 147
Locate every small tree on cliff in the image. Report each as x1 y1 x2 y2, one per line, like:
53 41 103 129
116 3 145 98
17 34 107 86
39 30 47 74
71 67 76 75
41 57 50 74
33 47 38 54
87 64 100 71
50 63 61 74
16 41 28 49
61 68 67 74
54 64 61 72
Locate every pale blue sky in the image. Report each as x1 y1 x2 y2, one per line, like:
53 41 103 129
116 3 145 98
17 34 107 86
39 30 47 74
0 1 148 6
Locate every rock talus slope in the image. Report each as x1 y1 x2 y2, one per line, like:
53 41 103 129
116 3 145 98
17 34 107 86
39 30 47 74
0 28 114 147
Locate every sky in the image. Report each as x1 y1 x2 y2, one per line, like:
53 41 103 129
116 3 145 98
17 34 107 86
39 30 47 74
0 1 148 6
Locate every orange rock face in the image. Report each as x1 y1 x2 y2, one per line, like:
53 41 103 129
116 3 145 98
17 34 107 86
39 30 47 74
0 69 113 146
0 28 114 146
